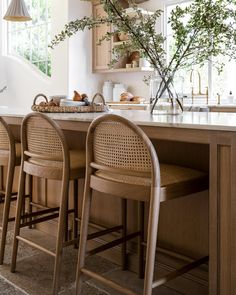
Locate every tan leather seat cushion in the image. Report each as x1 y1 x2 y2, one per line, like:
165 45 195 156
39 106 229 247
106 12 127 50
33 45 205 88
95 164 207 188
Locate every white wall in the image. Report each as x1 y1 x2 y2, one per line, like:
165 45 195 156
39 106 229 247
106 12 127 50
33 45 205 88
0 0 163 107
0 1 7 104
68 0 103 99
0 0 69 108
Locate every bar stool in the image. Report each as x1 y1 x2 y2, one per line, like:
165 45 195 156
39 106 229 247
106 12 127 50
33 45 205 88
76 114 209 295
10 112 86 294
0 117 30 265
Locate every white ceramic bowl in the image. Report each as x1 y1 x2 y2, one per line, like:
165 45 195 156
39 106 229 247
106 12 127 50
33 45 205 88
60 99 86 107
50 95 68 104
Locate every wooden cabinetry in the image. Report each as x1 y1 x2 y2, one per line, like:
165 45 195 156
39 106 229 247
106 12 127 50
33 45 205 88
92 1 153 73
92 2 111 72
209 105 236 112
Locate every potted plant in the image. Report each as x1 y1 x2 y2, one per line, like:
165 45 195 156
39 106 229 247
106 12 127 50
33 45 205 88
50 0 236 114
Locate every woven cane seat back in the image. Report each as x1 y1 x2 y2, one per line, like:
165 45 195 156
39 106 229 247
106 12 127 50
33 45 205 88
0 120 10 150
25 116 63 160
93 121 151 173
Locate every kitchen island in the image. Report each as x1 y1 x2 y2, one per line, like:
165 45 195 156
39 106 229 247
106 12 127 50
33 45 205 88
1 108 236 295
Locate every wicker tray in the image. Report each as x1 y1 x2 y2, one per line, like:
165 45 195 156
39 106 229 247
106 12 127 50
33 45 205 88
31 93 109 113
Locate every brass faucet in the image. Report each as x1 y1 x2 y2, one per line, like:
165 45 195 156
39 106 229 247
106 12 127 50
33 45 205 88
217 93 221 105
190 69 208 104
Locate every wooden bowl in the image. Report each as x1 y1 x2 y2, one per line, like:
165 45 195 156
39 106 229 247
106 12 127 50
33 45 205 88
118 32 129 41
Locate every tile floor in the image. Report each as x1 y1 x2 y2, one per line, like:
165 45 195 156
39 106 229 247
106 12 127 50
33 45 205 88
0 228 186 295
0 216 208 295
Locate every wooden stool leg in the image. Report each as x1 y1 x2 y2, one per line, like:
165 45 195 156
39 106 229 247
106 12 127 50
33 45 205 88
64 193 69 242
11 169 27 273
0 165 3 192
73 179 79 248
75 187 93 295
143 191 160 295
0 159 15 265
28 175 33 229
121 198 127 270
138 201 145 279
21 175 26 223
52 177 69 295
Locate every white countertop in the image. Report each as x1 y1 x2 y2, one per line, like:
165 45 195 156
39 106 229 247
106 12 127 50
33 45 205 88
1 106 236 132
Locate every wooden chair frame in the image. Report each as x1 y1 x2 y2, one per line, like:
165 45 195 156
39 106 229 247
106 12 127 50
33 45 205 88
0 117 32 265
75 114 208 295
10 112 83 295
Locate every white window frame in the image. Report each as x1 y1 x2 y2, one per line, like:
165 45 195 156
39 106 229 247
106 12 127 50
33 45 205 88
6 0 51 77
163 0 213 101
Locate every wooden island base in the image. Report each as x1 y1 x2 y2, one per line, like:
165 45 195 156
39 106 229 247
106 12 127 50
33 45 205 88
1 109 236 295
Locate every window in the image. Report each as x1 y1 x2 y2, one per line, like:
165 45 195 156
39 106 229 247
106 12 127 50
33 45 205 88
212 56 236 100
165 0 236 103
165 1 209 103
7 0 51 77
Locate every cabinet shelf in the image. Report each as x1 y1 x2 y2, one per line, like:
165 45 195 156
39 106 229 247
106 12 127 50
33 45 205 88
112 40 129 46
92 2 153 73
94 66 153 73
124 7 154 17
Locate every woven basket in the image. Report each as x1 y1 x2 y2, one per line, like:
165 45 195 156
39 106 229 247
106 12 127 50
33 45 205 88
31 93 109 113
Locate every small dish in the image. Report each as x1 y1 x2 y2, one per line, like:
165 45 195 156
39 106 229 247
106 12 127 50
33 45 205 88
60 99 86 107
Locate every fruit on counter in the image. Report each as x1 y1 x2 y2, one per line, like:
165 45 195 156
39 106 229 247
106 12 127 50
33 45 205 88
72 91 90 105
120 92 134 101
48 100 58 106
81 94 90 106
73 91 89 102
81 93 88 100
37 91 89 107
38 99 59 107
120 92 144 103
132 96 143 103
73 91 82 101
39 101 47 106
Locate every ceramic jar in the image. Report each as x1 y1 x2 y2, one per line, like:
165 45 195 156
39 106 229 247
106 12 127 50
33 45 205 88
139 57 151 68
102 81 113 102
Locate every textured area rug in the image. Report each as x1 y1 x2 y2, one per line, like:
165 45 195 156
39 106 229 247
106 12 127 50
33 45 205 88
0 275 27 295
0 225 207 295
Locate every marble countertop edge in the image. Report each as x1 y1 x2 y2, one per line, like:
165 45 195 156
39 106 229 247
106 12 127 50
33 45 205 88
1 108 236 132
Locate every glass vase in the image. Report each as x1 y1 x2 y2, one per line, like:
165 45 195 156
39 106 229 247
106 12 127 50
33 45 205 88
150 71 184 115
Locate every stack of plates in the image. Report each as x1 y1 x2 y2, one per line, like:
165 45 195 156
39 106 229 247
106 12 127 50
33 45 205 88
60 99 86 107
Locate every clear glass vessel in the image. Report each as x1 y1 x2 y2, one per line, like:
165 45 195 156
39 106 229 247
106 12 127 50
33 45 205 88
150 71 184 115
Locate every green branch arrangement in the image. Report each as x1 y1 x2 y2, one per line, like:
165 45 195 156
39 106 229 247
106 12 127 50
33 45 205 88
50 0 236 113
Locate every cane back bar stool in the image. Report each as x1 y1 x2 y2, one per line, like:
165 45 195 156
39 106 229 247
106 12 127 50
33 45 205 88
76 114 209 295
0 117 32 265
10 112 86 294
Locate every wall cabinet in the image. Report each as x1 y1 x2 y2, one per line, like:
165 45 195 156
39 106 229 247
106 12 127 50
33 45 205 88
92 1 153 73
92 2 111 72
